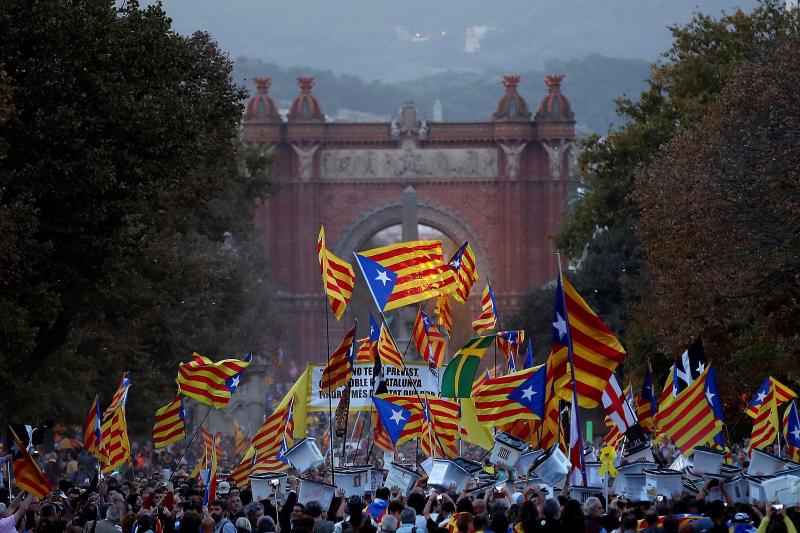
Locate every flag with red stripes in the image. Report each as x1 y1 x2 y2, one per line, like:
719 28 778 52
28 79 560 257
201 427 225 459
318 226 356 321
153 395 185 449
783 400 800 462
603 415 624 449
602 374 637 433
102 373 131 418
472 282 498 334
177 353 252 409
448 242 479 303
83 397 106 461
746 377 797 418
10 427 52 499
377 324 404 369
251 402 293 474
101 404 130 473
749 381 779 452
412 307 447 368
435 295 453 336
321 323 357 393
229 447 255 488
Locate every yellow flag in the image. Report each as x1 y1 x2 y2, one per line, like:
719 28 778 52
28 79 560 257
459 398 495 450
275 368 309 440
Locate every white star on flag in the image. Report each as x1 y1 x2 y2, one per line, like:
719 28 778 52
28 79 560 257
755 391 767 403
375 270 391 286
451 258 461 269
230 375 240 388
793 426 800 442
705 388 715 405
389 409 405 425
553 313 567 340
696 362 705 374
520 386 536 401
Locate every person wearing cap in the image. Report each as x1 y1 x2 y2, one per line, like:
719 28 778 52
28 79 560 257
217 482 231 498
730 512 756 533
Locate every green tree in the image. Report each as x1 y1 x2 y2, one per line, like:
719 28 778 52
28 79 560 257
0 1 279 430
513 1 798 379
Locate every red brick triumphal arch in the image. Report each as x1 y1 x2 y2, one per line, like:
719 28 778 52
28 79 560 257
242 75 576 364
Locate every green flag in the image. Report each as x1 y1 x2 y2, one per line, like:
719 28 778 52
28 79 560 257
441 335 496 398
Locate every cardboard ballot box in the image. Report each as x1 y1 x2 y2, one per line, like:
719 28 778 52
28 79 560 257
427 458 482 492
298 478 336 505
385 462 420 497
250 473 288 501
532 445 571 487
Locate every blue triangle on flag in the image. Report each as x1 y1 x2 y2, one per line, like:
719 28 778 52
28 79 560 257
354 254 398 311
507 366 547 418
372 396 411 445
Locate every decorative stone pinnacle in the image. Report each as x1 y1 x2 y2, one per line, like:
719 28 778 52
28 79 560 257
502 75 521 91
545 74 565 92
253 77 272 94
297 77 315 94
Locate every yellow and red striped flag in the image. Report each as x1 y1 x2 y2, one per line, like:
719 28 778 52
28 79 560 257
318 226 356 320
153 395 185 449
250 401 294 474
83 397 106 461
229 447 254 488
448 242 479 303
746 377 797 418
377 323 404 368
435 295 453 336
177 353 251 409
472 282 498 334
655 366 722 455
233 420 249 458
354 240 456 312
201 427 225 459
412 307 447 368
749 381 779 452
474 366 546 427
191 447 207 481
10 427 52 499
540 357 562 450
102 373 131 418
549 274 626 408
321 323 357 393
355 314 379 364
783 401 800 462
101 404 130 473
372 410 395 452
603 415 624 449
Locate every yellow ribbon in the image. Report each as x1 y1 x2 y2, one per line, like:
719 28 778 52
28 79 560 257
599 445 618 477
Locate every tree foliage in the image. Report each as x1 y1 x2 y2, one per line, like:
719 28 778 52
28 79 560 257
0 0 279 430
636 32 800 426
513 1 798 380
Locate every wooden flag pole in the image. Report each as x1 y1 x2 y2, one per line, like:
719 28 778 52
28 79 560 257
322 293 336 485
168 403 213 484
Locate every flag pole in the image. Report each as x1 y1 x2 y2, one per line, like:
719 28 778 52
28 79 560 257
168 403 213 484
322 283 336 485
556 252 586 486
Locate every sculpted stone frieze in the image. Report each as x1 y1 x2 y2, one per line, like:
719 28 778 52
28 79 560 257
320 146 499 179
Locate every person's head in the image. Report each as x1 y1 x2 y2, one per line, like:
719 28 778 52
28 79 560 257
621 515 638 533
295 517 315 532
662 515 680 533
472 499 486 516
387 500 404 519
137 514 154 533
245 503 264 527
180 511 203 533
455 513 473 533
399 509 416 525
472 514 489 533
228 493 242 513
210 500 229 523
106 505 122 524
348 498 364 526
489 511 508 533
380 515 398 533
375 487 390 501
291 503 305 522
542 498 560 520
236 517 253 533
256 516 275 533
584 497 603 518
440 501 455 517
305 501 323 520
406 493 425 515
645 509 659 526
217 482 231 497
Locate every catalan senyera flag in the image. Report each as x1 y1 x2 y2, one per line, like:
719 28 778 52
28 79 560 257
10 427 52 499
441 335 497 398
746 377 797 418
412 307 447 368
83 397 105 461
472 282 498 334
233 420 249 458
659 366 676 407
102 372 131 418
201 427 225 459
321 323 358 394
101 405 131 473
603 415 624 449
229 447 255 488
377 323 404 368
202 434 218 506
355 314 380 364
372 410 396 451
749 380 779 452
354 240 456 312
449 242 479 303
177 352 252 409
435 294 453 336
540 356 562 450
783 401 800 462
153 395 185 449
549 273 626 408
191 446 207 481
637 363 658 432
318 226 356 320
251 388 300 475
655 366 722 455
474 365 546 426
420 395 457 459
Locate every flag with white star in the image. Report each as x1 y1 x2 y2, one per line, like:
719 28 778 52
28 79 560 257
448 241 479 303
177 352 252 409
354 240 456 312
783 401 800 462
746 376 797 418
474 365 546 426
372 395 411 445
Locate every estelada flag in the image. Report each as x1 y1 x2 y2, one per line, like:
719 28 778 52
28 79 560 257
320 322 357 393
153 395 185 449
318 226 356 320
10 426 52 499
177 352 252 409
412 307 446 368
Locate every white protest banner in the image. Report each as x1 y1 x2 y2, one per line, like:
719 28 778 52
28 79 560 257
307 362 441 411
